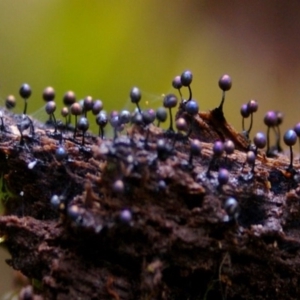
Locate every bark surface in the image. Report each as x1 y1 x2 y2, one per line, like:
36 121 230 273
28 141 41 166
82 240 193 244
0 107 299 300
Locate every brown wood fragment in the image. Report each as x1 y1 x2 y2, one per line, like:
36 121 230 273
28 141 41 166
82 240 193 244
0 109 299 299
177 105 250 150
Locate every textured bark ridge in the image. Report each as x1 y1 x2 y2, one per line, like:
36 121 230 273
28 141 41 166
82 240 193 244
0 105 300 300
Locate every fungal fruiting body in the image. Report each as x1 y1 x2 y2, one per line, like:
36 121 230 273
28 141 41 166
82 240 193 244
0 72 299 300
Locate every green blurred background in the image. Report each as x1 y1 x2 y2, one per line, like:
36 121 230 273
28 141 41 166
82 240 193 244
0 0 300 295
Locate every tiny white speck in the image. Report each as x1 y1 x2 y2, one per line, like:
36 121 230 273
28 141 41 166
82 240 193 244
28 160 37 170
127 155 134 163
95 225 103 233
223 215 230 222
20 191 24 196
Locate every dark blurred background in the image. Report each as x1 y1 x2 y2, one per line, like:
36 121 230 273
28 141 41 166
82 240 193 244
1 0 300 296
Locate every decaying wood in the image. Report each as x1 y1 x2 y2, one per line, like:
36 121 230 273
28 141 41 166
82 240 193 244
0 107 300 299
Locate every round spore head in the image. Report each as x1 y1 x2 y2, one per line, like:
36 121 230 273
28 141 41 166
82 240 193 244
63 91 76 106
83 96 93 112
5 95 16 110
42 86 55 102
276 111 283 126
172 75 182 89
45 101 56 115
175 117 187 132
77 117 89 132
156 139 170 160
130 87 141 104
253 132 266 149
213 141 224 157
50 195 60 209
156 107 167 123
190 139 201 156
55 146 67 161
92 100 103 115
240 104 250 118
142 109 156 125
158 180 167 191
185 100 199 116
218 74 232 91
19 83 32 99
157 139 167 152
70 103 82 116
246 151 256 164
218 168 229 185
224 140 235 155
19 285 34 300
67 205 81 222
96 111 108 127
113 179 124 194
61 107 69 118
247 99 258 113
131 112 143 125
119 209 132 223
163 93 178 109
294 122 300 137
284 129 297 146
109 115 119 129
224 197 238 217
180 70 193 86
110 110 119 119
119 110 131 125
264 111 278 127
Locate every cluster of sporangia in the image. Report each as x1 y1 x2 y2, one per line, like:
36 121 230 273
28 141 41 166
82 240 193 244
3 70 300 223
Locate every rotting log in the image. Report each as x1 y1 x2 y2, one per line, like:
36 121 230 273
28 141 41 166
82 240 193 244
0 106 299 300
